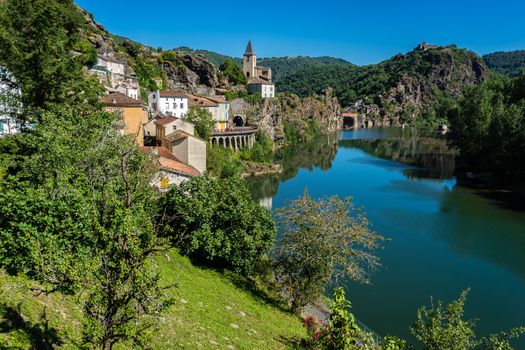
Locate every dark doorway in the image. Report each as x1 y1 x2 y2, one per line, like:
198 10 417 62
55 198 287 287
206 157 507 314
233 115 245 127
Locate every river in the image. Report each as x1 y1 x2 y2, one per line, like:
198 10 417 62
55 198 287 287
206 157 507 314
247 127 525 346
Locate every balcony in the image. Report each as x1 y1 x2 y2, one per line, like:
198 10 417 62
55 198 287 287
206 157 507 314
212 126 258 136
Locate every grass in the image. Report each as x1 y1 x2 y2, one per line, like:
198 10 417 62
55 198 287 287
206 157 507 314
0 251 305 349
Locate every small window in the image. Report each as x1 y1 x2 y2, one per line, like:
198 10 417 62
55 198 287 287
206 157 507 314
180 103 184 109
173 103 177 109
172 125 177 132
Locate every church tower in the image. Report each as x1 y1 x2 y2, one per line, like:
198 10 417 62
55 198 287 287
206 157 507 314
243 40 256 79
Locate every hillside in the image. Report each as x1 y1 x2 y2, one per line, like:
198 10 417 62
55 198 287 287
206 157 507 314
0 251 305 349
173 47 353 82
279 45 488 125
483 50 525 77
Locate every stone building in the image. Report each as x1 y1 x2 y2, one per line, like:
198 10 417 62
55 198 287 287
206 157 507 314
243 41 275 98
139 146 201 190
100 92 148 146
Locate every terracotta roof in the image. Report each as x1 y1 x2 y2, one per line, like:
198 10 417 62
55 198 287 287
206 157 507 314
247 77 274 85
165 130 193 143
139 146 201 177
187 94 219 107
341 112 358 117
154 116 179 126
160 91 188 98
206 96 229 104
100 92 143 108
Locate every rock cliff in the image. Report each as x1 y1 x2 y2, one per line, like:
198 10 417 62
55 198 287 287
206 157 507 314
247 88 341 142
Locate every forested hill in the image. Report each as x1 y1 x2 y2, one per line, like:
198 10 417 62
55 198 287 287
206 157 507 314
483 50 525 77
278 45 488 125
173 47 353 82
258 56 353 82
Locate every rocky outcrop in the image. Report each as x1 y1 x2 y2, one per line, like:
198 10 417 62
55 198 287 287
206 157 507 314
247 88 341 142
80 7 219 96
371 46 488 124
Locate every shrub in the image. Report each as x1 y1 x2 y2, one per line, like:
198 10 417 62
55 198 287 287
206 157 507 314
158 175 276 275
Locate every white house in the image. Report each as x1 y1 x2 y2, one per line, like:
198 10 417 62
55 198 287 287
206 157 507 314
96 56 125 76
148 90 189 118
247 79 275 98
139 146 201 190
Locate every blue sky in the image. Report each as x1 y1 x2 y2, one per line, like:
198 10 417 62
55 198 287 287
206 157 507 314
76 0 525 65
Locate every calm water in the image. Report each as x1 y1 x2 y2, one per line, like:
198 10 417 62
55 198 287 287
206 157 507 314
248 128 525 345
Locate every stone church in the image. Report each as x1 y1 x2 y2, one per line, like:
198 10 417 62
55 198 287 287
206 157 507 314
243 41 275 98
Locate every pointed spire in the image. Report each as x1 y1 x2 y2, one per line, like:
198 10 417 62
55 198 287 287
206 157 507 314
244 40 255 56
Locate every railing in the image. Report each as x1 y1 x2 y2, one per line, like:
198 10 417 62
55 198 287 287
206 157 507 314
212 126 258 136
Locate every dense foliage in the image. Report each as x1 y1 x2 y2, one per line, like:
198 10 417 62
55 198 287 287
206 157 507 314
448 72 525 179
158 175 276 275
483 50 525 77
219 58 247 85
185 106 215 140
273 191 383 312
0 1 170 348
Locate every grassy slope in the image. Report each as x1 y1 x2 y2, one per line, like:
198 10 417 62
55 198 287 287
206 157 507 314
0 251 304 349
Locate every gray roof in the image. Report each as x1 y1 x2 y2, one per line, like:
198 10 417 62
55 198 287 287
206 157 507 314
244 40 255 56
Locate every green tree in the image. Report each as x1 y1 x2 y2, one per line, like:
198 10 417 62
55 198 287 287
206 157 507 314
185 106 215 140
158 175 276 275
219 59 247 85
411 290 525 350
0 0 98 121
274 190 383 312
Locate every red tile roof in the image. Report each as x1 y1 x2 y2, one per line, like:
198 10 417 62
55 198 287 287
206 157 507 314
100 92 143 108
154 116 179 126
341 112 358 117
139 146 201 177
159 91 188 98
187 94 219 107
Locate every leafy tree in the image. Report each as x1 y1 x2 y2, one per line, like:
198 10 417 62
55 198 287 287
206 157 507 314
219 59 247 85
411 289 525 350
206 145 243 178
158 175 276 275
273 190 383 312
185 106 215 140
0 1 171 348
448 72 525 179
0 0 96 121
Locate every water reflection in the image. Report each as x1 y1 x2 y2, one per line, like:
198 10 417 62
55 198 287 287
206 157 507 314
246 132 340 204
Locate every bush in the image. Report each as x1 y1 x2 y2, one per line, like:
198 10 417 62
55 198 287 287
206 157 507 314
302 288 376 349
186 106 215 140
239 132 274 163
207 145 243 178
158 175 276 275
274 190 383 312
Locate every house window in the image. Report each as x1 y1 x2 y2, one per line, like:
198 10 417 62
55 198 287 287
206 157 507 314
173 103 177 109
172 125 177 132
180 103 184 109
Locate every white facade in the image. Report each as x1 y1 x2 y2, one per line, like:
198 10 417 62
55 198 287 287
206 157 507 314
148 90 189 118
248 83 275 98
97 56 125 75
